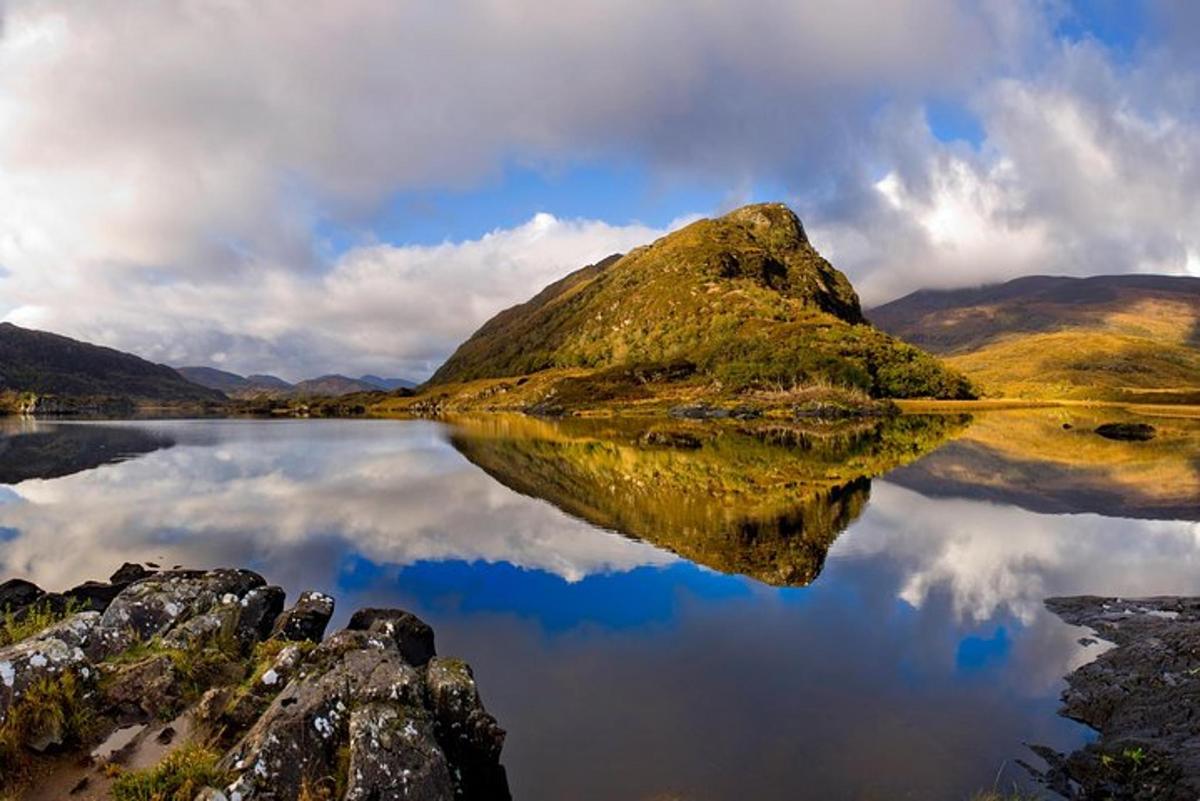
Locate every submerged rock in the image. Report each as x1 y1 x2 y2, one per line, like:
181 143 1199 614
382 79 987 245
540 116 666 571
1094 422 1156 441
1039 596 1200 799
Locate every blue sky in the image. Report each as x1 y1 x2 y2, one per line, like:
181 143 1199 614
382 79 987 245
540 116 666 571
0 0 1196 379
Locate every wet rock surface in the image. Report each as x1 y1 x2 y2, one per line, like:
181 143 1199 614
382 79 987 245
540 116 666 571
0 566 509 801
1040 596 1200 800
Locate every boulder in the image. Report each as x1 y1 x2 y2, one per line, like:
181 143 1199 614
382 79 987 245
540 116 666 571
234 585 286 645
425 658 510 799
64 580 127 613
0 612 101 748
98 569 267 654
347 608 436 666
271 590 334 643
216 627 508 800
109 562 155 584
0 578 44 614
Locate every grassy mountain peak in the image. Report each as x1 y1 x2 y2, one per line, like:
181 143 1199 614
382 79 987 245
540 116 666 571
428 202 971 401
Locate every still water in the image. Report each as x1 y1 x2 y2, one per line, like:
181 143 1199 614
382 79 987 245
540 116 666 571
1 410 1198 800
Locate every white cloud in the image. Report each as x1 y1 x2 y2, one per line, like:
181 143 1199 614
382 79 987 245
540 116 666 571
835 481 1200 626
2 213 670 380
0 419 676 589
0 0 1196 370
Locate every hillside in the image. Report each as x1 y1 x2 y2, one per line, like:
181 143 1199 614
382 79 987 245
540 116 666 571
870 275 1200 402
425 203 972 409
0 322 225 410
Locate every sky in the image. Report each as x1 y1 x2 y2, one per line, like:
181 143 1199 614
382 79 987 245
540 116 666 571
0 0 1198 381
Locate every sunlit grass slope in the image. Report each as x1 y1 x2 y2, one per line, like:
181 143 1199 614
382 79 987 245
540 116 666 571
872 275 1200 402
426 203 973 403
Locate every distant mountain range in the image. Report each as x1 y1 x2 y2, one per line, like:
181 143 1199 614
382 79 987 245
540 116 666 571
175 366 416 399
871 274 1200 403
0 322 224 411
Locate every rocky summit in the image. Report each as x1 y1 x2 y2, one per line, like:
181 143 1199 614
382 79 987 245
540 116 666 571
0 565 508 800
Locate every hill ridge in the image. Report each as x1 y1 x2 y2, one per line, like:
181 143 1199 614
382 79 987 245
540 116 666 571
427 202 968 401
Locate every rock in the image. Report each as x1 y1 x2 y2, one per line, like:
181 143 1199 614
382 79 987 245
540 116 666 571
271 590 334 643
0 612 101 747
425 658 510 799
0 578 45 613
109 562 154 584
1095 422 1157 441
639 430 703 449
344 702 454 801
64 580 126 613
98 568 266 654
347 608 436 666
1038 596 1200 799
218 626 508 800
0 570 508 801
220 631 415 798
234 585 286 645
669 404 729 420
102 653 185 722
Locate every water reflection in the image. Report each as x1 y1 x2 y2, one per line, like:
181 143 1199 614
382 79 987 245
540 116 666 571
447 413 969 585
887 408 1200 519
0 417 176 483
0 413 1197 800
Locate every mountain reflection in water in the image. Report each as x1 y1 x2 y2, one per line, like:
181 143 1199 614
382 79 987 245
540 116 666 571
447 414 970 586
0 412 1198 800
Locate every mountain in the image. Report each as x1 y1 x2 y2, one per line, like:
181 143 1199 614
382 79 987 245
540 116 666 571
359 375 417 391
290 374 380 397
0 323 225 410
176 366 254 394
426 203 972 406
176 366 294 398
870 275 1200 403
245 374 294 391
178 367 400 399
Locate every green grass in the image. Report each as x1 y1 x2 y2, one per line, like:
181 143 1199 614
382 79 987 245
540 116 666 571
110 741 229 801
0 671 94 791
0 599 80 647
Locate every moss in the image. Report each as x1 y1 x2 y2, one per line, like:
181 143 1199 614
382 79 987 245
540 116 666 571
109 741 229 801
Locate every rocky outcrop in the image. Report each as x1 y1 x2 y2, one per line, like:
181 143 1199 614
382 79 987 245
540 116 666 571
1038 596 1200 799
0 567 508 800
271 589 335 643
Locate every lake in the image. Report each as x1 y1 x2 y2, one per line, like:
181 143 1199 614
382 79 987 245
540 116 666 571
1 410 1198 800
